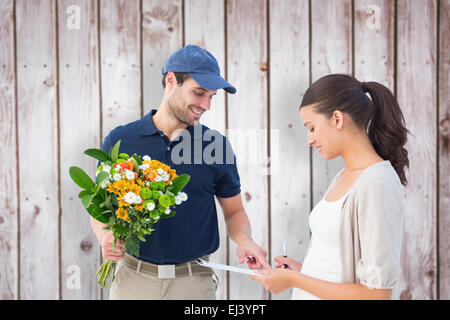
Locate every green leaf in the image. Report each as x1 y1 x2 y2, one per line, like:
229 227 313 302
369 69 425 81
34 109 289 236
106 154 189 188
69 166 95 190
105 195 113 210
125 236 140 256
82 194 96 208
87 204 108 223
129 157 139 173
110 140 121 162
170 174 190 194
119 153 130 160
132 154 142 165
96 171 110 185
112 223 129 238
137 234 146 242
78 189 92 199
83 148 111 162
160 211 176 219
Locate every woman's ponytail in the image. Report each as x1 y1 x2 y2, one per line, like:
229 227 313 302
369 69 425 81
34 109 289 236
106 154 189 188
364 81 410 186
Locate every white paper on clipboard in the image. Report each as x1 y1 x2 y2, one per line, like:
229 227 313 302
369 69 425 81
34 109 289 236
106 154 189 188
195 259 263 277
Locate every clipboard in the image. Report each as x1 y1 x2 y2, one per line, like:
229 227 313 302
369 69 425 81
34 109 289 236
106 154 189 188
195 258 263 277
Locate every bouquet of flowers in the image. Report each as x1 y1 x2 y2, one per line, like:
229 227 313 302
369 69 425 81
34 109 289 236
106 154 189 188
69 140 190 288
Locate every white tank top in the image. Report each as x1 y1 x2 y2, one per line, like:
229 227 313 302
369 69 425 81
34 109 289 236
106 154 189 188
291 187 351 300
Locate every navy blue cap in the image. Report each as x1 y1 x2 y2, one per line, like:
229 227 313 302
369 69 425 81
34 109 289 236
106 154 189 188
162 45 236 94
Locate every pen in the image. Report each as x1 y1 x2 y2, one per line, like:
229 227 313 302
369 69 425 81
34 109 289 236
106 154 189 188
282 240 289 269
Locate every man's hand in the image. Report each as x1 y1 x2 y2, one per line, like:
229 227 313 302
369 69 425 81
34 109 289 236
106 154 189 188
100 231 125 261
236 238 270 269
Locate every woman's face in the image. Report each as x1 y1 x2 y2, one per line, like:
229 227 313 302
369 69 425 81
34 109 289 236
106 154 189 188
299 104 343 160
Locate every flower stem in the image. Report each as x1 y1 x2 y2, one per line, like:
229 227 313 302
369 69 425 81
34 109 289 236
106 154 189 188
96 260 117 289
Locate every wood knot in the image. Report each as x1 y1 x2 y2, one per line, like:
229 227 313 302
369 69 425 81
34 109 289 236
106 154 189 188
0 216 4 224
259 62 268 71
43 77 55 87
34 205 40 216
80 239 93 252
440 118 450 136
244 192 252 202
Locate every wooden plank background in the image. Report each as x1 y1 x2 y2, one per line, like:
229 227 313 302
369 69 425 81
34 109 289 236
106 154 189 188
0 0 447 300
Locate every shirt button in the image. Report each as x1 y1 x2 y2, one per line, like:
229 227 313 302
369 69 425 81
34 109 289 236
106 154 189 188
166 146 171 151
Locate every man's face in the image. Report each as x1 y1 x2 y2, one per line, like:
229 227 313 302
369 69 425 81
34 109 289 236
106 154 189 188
167 76 217 126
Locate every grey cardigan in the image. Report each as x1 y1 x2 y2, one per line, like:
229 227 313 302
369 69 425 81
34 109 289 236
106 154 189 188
323 160 404 295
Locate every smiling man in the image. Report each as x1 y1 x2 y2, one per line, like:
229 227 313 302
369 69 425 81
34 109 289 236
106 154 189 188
90 45 269 300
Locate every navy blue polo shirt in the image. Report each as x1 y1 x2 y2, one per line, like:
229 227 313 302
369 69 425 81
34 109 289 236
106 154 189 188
99 109 241 264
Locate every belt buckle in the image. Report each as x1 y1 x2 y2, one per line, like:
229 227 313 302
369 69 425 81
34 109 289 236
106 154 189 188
158 264 175 279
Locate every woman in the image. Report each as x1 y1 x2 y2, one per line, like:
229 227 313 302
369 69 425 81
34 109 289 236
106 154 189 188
250 74 409 299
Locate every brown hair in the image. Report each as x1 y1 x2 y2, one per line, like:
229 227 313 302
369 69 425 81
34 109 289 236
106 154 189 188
161 72 190 88
300 73 410 186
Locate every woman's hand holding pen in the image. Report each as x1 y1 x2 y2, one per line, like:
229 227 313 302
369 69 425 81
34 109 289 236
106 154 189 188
248 255 303 294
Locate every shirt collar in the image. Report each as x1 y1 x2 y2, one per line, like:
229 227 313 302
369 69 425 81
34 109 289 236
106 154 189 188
138 109 203 140
138 109 159 136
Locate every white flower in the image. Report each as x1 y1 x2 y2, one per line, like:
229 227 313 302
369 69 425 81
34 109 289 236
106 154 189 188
124 169 135 180
123 192 141 205
175 192 188 205
160 172 170 182
154 175 162 182
139 163 150 170
142 155 151 161
134 195 142 204
146 202 155 211
113 173 122 181
100 179 110 189
102 164 111 173
157 168 164 175
123 192 136 204
165 208 171 215
179 192 188 201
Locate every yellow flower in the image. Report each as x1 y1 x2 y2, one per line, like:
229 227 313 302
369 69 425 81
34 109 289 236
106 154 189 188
135 202 144 212
116 207 130 222
129 183 141 196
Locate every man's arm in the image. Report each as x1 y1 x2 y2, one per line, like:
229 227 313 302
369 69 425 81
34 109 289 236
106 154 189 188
217 194 270 269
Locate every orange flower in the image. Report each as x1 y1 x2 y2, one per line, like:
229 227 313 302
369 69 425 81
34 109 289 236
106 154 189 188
119 161 133 172
129 183 141 196
116 207 130 222
135 202 144 212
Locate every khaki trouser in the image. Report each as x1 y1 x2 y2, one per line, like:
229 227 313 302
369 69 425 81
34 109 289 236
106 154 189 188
109 254 219 300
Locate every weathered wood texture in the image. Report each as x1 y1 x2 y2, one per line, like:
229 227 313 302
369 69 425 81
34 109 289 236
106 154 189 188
0 0 447 300
226 0 269 300
0 0 18 300
268 0 311 300
397 0 438 300
58 0 101 299
15 0 59 299
439 0 450 300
